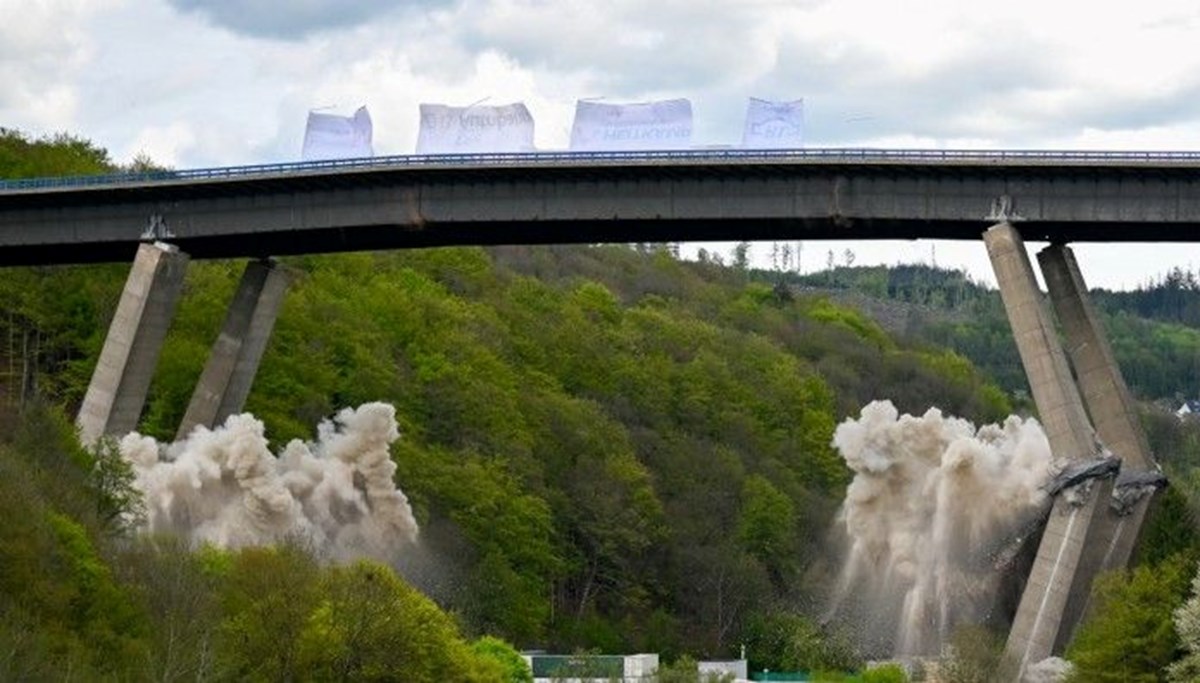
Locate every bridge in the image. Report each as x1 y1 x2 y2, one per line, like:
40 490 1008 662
2 148 1200 266
2 148 1180 680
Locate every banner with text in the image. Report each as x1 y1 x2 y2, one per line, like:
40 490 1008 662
741 97 804 149
416 102 536 154
569 98 693 151
301 106 374 161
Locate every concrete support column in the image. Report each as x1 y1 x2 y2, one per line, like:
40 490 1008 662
1039 244 1158 571
986 225 1096 457
984 224 1112 675
77 242 189 446
176 259 289 440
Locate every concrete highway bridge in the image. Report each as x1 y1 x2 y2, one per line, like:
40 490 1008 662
0 148 1186 679
2 148 1200 265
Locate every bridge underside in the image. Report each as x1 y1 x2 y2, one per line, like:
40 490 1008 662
1 217 1194 267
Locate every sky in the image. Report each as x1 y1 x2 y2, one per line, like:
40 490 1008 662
4 0 1200 289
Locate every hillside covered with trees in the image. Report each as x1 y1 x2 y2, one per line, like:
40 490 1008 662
792 262 1200 403
3 128 1200 680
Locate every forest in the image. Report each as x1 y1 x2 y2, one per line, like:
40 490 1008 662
3 127 1200 681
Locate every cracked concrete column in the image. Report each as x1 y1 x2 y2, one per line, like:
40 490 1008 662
77 242 189 446
984 223 1114 676
176 259 289 440
1039 243 1158 572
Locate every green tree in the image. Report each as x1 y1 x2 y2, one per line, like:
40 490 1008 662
733 242 751 271
472 635 533 683
737 475 796 580
117 538 222 682
1168 561 1200 682
742 611 860 674
397 443 559 642
214 545 322 681
1137 487 1200 567
1067 557 1191 682
45 512 150 672
0 128 112 179
87 435 146 534
298 560 499 682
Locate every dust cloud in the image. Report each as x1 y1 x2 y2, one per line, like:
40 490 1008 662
119 402 419 562
1024 656 1073 682
828 400 1055 655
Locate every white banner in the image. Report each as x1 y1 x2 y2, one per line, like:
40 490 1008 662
301 106 374 161
741 97 804 149
569 98 693 151
416 102 536 154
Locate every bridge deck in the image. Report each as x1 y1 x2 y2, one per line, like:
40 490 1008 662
2 149 1199 266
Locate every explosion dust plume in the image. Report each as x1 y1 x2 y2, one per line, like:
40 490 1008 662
827 400 1055 655
119 402 418 562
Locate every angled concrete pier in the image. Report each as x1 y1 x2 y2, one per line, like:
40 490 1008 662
984 224 1114 676
176 259 289 440
77 242 189 445
1038 244 1160 574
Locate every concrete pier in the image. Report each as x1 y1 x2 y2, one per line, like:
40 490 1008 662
176 259 289 440
77 242 189 445
984 224 1113 676
1038 244 1159 573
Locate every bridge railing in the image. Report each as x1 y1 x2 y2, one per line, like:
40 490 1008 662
5 148 1200 192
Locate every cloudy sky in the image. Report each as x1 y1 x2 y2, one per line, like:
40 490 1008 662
5 0 1200 288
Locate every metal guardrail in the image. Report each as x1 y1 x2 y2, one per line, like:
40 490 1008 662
4 147 1200 192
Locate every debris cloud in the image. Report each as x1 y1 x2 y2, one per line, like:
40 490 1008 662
120 402 418 562
828 400 1055 655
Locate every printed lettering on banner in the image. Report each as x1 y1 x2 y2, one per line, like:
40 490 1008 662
416 102 536 154
741 98 804 149
569 99 693 151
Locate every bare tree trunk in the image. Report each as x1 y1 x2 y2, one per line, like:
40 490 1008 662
6 313 13 406
20 327 32 406
577 560 598 619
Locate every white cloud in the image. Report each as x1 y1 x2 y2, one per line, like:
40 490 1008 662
0 0 116 132
125 121 195 167
1065 124 1200 151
